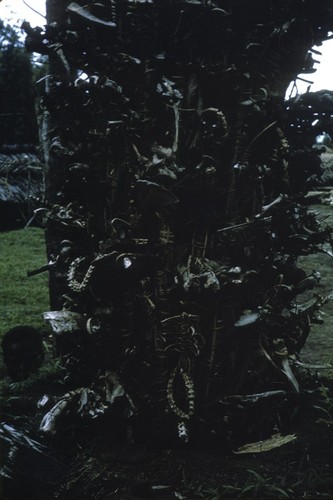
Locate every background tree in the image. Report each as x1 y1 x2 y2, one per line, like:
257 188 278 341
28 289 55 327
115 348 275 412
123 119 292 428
0 21 38 146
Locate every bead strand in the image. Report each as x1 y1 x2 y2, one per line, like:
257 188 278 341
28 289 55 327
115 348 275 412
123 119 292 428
67 257 96 292
166 367 195 420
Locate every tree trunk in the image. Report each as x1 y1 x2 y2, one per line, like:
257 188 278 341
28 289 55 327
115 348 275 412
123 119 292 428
44 0 72 308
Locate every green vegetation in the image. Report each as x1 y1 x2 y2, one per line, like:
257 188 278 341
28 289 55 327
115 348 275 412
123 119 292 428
0 227 49 336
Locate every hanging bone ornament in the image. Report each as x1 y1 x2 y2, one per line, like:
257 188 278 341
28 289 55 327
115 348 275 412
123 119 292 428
67 251 158 299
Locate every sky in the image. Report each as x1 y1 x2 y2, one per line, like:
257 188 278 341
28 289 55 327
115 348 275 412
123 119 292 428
0 0 332 96
0 0 46 29
286 39 333 97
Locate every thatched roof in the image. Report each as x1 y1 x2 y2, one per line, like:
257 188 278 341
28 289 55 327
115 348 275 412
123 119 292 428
0 147 42 199
0 146 44 229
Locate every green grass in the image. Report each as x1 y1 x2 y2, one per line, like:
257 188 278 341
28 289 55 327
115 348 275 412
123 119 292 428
0 227 54 394
0 227 49 336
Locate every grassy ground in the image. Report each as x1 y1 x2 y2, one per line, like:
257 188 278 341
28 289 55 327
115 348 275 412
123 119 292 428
0 228 52 500
0 226 53 392
0 227 49 335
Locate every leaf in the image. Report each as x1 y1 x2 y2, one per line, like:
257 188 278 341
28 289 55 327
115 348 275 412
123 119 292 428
240 99 255 106
151 485 172 492
241 484 256 493
104 372 126 404
0 423 46 453
281 357 299 393
67 2 116 27
134 179 179 212
78 388 89 412
40 399 73 435
175 492 187 499
247 469 265 481
290 297 318 314
226 390 286 405
234 434 297 454
212 8 230 15
269 485 290 497
234 309 260 327
317 418 333 425
187 73 198 101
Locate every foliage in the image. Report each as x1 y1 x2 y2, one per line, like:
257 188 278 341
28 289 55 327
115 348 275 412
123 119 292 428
16 0 333 447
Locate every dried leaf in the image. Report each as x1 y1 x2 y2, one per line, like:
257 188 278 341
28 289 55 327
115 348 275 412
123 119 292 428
40 398 73 435
127 0 153 3
212 8 230 15
104 372 125 404
182 0 202 4
67 2 116 27
281 357 299 393
226 390 286 405
0 423 46 453
175 492 187 500
234 309 260 327
78 388 89 412
234 433 297 454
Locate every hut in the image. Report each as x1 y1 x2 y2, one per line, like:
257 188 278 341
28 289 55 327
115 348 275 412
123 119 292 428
0 145 44 230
